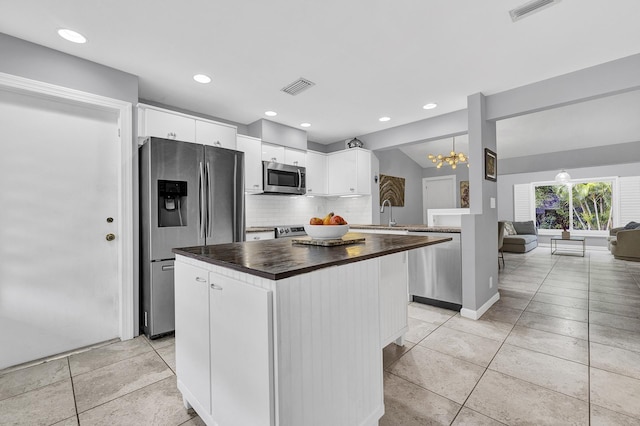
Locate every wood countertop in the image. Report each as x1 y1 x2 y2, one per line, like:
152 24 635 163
173 232 451 280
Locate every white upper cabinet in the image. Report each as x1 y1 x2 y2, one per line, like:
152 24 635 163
327 148 372 195
306 151 327 195
138 104 237 149
261 142 285 163
140 107 196 142
195 120 237 150
237 135 263 193
284 148 306 167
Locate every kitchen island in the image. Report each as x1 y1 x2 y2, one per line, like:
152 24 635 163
172 232 450 426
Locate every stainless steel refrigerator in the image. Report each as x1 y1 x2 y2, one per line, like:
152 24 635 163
140 137 245 338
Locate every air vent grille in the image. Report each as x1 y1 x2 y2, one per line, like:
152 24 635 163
281 78 315 96
509 0 561 22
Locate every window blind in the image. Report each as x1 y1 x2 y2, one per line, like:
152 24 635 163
618 176 640 226
513 183 533 221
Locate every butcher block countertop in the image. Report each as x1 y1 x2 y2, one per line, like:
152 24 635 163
173 232 451 280
349 224 461 233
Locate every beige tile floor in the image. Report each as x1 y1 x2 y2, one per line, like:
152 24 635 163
1 247 639 425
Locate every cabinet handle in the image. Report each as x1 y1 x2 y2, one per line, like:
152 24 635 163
167 132 177 139
253 236 260 240
211 284 223 291
253 184 259 188
293 161 298 166
214 141 222 147
308 189 312 193
195 277 206 283
350 188 355 192
271 157 277 162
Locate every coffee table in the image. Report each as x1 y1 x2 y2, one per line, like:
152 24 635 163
550 236 585 257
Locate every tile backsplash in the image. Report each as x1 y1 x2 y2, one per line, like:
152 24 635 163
246 194 372 227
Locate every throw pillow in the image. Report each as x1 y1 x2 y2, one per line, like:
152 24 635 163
504 221 517 235
624 221 639 229
513 220 537 235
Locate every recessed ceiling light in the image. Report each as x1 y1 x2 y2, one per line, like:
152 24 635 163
265 111 277 117
423 103 438 110
193 74 211 84
300 123 311 128
379 116 391 122
57 29 86 44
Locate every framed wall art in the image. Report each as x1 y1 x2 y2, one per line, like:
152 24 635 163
484 148 497 181
460 180 469 208
379 174 405 206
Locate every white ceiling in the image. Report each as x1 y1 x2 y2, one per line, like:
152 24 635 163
402 89 640 168
1 0 639 147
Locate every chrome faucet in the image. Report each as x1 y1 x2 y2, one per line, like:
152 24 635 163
380 199 396 226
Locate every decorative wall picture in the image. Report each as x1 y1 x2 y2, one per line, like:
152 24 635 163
460 181 470 208
379 174 405 206
484 148 497 181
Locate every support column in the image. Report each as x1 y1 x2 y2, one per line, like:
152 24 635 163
460 93 500 319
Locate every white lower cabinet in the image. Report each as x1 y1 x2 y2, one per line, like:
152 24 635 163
246 231 275 241
174 262 211 415
379 252 409 347
175 261 274 426
209 273 274 426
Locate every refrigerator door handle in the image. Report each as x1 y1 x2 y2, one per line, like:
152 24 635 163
206 161 213 238
233 155 237 242
199 161 205 239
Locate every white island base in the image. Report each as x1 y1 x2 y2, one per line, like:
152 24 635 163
174 251 409 426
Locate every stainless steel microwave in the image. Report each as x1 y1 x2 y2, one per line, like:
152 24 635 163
262 161 306 195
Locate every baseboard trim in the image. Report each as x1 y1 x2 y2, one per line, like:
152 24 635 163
460 292 500 320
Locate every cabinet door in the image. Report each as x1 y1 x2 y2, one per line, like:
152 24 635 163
327 150 357 194
356 149 372 195
195 120 237 149
174 261 211 414
143 108 196 142
209 273 274 426
306 151 327 195
246 231 275 241
261 143 285 163
379 252 409 346
284 148 306 167
237 135 263 193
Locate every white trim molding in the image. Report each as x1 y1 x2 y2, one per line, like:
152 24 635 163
0 71 135 341
460 291 500 320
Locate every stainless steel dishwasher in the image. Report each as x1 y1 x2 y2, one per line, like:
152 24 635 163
407 232 462 310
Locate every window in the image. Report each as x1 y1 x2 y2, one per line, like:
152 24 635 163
533 179 613 234
535 185 569 230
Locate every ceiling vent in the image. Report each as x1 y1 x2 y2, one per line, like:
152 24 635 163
509 0 561 22
281 78 315 96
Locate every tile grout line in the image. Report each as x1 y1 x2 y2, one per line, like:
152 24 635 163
67 357 80 425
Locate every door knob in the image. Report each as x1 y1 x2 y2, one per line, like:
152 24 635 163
106 233 116 241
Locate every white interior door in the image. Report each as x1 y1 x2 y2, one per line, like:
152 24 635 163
0 88 121 369
422 176 456 224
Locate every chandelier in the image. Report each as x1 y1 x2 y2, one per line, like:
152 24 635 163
427 137 468 169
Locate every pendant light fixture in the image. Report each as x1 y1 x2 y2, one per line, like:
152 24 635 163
555 169 571 183
427 137 469 169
